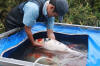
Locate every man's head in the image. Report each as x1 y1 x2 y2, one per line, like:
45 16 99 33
47 0 68 22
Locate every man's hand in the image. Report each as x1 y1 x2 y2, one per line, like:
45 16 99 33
32 42 43 47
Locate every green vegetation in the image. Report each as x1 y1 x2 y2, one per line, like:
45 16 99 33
0 0 100 33
63 0 100 26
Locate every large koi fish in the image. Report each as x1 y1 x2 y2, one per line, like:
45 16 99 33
35 38 81 54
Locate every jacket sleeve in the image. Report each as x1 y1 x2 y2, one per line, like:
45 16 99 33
23 2 39 27
46 17 55 30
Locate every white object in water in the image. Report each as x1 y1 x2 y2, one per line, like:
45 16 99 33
35 38 80 54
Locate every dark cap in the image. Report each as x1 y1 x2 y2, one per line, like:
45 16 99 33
50 0 69 22
55 0 69 16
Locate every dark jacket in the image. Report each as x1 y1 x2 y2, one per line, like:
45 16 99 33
5 0 47 31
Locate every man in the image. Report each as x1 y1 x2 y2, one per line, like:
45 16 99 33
4 0 68 47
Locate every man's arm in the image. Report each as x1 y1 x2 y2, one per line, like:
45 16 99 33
46 17 55 39
23 2 43 47
24 25 43 47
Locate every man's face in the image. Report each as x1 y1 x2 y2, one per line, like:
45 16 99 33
47 4 58 17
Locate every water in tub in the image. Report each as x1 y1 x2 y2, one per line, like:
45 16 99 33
23 38 87 66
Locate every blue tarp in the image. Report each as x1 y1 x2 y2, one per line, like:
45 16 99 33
0 22 100 66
